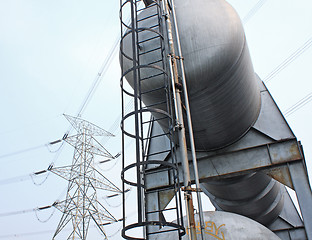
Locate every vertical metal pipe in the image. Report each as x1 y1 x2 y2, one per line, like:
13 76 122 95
163 0 197 239
120 0 126 233
170 0 205 238
129 0 143 224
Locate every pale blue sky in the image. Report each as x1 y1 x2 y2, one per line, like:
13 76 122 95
0 0 311 239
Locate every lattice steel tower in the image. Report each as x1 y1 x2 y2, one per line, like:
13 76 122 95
50 114 122 240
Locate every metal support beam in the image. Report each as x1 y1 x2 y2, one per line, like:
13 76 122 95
145 137 312 239
288 161 312 239
145 139 302 190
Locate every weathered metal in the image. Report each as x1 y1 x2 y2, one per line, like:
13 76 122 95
120 0 185 239
144 81 312 238
122 0 261 151
152 211 281 240
121 0 312 239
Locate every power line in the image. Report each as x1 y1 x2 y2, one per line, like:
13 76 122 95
2 87 310 187
0 35 119 163
284 91 312 117
242 0 268 24
0 223 121 239
101 100 134 145
264 37 312 83
0 144 47 160
0 132 67 162
0 208 37 217
75 35 120 117
0 174 32 186
46 36 120 171
0 229 55 239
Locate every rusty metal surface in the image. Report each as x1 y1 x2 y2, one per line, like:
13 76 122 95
145 139 301 190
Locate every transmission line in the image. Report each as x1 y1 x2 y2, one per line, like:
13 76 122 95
0 35 120 176
75 35 120 117
0 223 122 239
0 144 47 160
284 91 312 117
264 37 312 83
242 0 268 24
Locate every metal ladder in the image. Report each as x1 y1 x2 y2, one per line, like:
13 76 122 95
120 0 185 239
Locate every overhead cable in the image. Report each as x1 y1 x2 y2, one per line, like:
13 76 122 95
0 132 67 161
0 174 32 186
284 91 312 117
0 207 44 217
48 36 120 168
0 223 120 239
0 144 47 160
76 35 120 117
264 37 312 83
101 99 134 145
242 0 268 24
0 34 119 162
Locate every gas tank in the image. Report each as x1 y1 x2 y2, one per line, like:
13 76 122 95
121 0 261 150
153 211 281 240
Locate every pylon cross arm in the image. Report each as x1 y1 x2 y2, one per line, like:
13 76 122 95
64 134 114 158
64 114 114 136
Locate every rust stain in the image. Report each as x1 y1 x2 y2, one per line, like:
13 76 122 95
159 189 175 210
267 167 294 189
289 143 301 158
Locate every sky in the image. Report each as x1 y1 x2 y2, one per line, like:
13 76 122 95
0 0 312 239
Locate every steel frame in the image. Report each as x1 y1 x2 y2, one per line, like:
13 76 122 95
144 81 312 239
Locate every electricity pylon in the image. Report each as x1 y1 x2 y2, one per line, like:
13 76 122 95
50 114 122 240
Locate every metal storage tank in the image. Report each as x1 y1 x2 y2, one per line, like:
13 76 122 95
122 0 261 150
152 211 281 240
121 0 285 232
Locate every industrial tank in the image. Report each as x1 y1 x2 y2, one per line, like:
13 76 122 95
121 0 283 228
153 211 281 240
122 0 261 150
201 173 284 226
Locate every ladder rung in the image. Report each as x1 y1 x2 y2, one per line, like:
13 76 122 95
139 46 161 56
138 35 161 44
144 149 171 158
141 85 166 95
146 59 163 66
137 3 157 12
147 228 180 236
146 207 177 215
144 100 167 108
137 13 158 23
143 131 169 140
142 115 170 125
140 72 165 81
145 167 174 176
149 24 159 29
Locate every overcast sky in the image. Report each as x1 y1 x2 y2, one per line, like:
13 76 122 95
0 0 311 239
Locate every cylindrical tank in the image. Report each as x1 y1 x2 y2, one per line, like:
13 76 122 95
122 0 261 151
201 173 284 226
121 0 283 228
152 211 281 239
